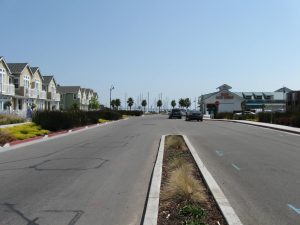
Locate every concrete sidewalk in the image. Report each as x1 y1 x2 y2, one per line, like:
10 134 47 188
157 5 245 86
209 119 300 134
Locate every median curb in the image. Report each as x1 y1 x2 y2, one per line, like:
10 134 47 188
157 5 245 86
183 135 243 225
142 135 242 225
209 119 300 135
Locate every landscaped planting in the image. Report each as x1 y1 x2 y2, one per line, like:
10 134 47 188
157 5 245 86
1 123 49 140
0 114 25 125
158 135 226 225
32 110 122 131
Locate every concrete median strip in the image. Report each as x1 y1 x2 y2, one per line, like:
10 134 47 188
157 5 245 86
143 135 243 225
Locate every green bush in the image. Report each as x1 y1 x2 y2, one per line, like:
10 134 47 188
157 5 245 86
0 114 25 125
32 110 122 131
290 114 300 128
117 110 143 116
215 112 234 119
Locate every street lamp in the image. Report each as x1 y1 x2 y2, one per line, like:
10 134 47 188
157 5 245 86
110 85 114 110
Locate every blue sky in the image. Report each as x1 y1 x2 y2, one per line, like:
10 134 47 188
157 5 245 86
1 0 300 108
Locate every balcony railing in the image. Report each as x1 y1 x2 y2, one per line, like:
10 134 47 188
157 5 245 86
27 88 37 99
38 90 47 99
47 92 60 101
0 84 15 96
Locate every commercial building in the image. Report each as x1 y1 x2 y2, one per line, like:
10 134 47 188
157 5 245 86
199 84 292 114
286 91 300 113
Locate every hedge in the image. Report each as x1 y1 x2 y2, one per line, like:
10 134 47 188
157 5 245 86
32 110 122 131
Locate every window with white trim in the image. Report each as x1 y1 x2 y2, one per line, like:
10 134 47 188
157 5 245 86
24 75 30 89
14 78 19 88
35 79 40 90
0 69 5 91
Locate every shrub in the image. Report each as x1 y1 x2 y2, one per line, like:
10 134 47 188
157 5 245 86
2 123 49 140
215 112 234 119
0 114 25 125
161 164 206 203
32 110 122 131
290 114 300 128
0 130 16 146
257 112 272 123
117 110 143 116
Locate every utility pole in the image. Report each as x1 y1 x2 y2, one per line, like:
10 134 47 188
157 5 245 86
147 92 149 112
109 85 114 110
125 93 127 110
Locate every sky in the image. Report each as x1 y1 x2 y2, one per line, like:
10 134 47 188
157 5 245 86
1 0 300 108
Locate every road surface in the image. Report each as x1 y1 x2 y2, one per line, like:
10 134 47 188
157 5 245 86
0 115 299 225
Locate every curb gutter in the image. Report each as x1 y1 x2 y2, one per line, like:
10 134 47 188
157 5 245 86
142 135 243 225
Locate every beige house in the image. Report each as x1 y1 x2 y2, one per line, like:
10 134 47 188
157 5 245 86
0 56 15 111
7 63 37 116
30 67 47 110
42 76 60 110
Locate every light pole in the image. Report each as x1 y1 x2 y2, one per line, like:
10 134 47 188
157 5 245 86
110 85 114 110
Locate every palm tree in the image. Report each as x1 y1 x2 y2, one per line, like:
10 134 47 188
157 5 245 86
184 98 191 110
115 99 121 110
171 100 176 109
111 99 116 110
179 98 185 108
127 97 134 111
157 100 162 113
141 99 147 112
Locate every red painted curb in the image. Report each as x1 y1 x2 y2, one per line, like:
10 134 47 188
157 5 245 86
10 135 44 146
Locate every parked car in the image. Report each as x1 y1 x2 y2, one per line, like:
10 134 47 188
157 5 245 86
169 108 182 119
186 110 203 121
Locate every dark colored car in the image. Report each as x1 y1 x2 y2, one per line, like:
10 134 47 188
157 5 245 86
169 108 182 119
186 110 203 121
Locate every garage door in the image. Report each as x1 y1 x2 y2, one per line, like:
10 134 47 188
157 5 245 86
219 103 234 112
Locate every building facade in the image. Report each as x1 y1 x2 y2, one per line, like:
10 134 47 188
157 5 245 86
200 84 291 114
286 91 300 113
0 57 15 111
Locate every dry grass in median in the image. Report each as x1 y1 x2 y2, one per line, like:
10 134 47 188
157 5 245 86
158 135 227 225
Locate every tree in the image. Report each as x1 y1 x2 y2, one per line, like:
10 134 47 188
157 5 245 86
127 97 134 111
111 99 116 110
115 99 121 110
141 99 147 112
4 101 12 112
241 100 246 114
71 102 79 111
179 98 186 108
88 96 100 110
171 100 176 109
184 98 191 109
157 100 162 113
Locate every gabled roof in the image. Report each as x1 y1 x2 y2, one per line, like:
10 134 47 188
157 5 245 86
7 63 31 75
42 75 57 86
30 67 44 81
0 56 12 75
57 86 81 94
275 87 292 93
201 92 218 101
217 84 232 91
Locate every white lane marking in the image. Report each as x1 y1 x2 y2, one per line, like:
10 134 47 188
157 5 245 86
288 204 300 215
232 163 241 171
215 150 224 157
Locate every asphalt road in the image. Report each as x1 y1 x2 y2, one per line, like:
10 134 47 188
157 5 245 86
0 115 300 225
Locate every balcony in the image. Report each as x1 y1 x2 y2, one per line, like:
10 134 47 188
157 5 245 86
47 92 60 101
0 84 15 96
28 88 37 98
38 90 47 100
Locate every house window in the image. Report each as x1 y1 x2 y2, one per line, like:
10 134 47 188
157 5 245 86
0 69 4 90
35 80 40 90
256 96 262 100
14 78 19 88
73 94 77 100
24 75 30 89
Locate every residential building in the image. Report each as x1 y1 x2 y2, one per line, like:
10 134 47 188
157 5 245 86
7 63 38 116
30 67 47 110
0 57 15 111
57 86 82 110
199 84 291 114
286 91 300 113
42 75 60 110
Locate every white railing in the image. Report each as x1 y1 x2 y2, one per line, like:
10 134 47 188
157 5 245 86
0 84 15 95
38 90 47 99
28 88 37 98
50 92 60 101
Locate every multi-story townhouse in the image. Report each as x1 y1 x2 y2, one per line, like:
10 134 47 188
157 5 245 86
80 88 88 110
7 63 37 116
86 88 93 107
42 76 60 110
30 67 47 110
57 86 82 110
0 57 15 111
